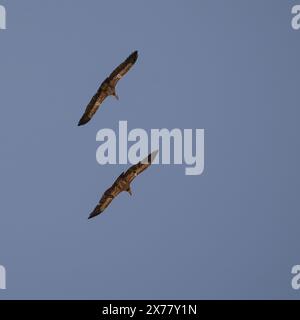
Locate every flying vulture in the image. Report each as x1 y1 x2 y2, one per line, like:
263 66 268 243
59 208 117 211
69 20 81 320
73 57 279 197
78 50 138 126
88 150 158 219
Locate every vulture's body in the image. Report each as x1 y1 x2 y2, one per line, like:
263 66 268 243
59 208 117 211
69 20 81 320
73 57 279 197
88 150 158 219
78 50 138 126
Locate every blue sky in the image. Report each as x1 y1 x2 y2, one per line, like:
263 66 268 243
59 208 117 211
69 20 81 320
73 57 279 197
0 0 300 299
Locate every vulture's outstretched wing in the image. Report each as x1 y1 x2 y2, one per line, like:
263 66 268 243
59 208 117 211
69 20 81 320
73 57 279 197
87 150 158 220
78 79 110 126
124 150 158 185
88 172 125 219
78 50 138 126
108 51 138 87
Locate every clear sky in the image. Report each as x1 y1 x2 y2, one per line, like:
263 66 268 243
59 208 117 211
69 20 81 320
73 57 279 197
0 0 300 299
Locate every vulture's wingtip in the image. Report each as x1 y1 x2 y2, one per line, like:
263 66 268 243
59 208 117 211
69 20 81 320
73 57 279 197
141 149 159 164
151 150 159 160
78 116 90 126
88 213 96 219
131 50 138 62
88 210 103 219
149 150 159 163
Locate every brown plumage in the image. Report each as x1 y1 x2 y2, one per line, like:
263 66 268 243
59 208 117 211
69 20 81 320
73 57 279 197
78 50 138 126
88 150 158 219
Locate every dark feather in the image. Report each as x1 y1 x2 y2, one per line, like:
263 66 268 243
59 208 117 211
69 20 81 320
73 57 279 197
78 51 138 126
87 150 158 219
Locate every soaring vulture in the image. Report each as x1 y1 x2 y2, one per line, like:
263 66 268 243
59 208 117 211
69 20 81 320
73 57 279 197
78 50 138 126
88 150 158 219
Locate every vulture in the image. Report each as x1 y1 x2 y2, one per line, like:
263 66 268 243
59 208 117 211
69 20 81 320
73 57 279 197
88 150 158 219
78 50 138 126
